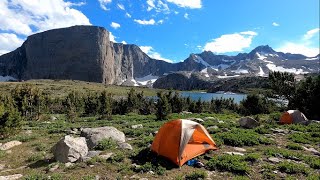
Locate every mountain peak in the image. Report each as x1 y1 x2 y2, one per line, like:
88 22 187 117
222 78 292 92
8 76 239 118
251 45 276 54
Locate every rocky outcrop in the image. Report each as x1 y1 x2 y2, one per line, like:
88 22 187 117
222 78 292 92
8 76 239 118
239 117 259 129
0 141 22 151
52 135 88 163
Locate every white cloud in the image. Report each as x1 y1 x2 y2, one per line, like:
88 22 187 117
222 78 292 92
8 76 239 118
203 31 258 53
121 41 127 44
158 19 164 24
117 3 125 10
303 28 320 41
140 46 173 63
109 32 116 42
134 19 156 25
184 13 189 19
0 33 24 55
110 22 120 29
125 13 132 18
166 0 202 9
147 0 170 13
277 43 319 57
0 0 90 54
272 22 280 27
276 28 320 57
98 0 112 11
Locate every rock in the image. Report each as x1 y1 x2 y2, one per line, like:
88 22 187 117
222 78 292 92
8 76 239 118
6 150 12 154
52 135 88 163
204 117 216 121
187 118 204 122
25 130 32 135
147 171 154 175
118 142 133 150
86 151 103 157
65 162 74 168
131 124 143 129
207 126 219 130
180 111 192 115
51 116 57 121
81 126 126 149
0 164 5 170
239 117 259 129
139 178 148 180
89 165 94 168
218 120 224 124
95 175 100 180
267 157 282 163
132 163 141 169
130 174 140 179
0 143 2 146
0 141 22 151
153 131 158 136
302 146 320 156
0 174 23 180
270 128 289 134
224 152 245 156
99 153 113 160
48 164 59 172
233 147 246 152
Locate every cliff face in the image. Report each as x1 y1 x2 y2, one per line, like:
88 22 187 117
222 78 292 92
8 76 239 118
0 25 174 84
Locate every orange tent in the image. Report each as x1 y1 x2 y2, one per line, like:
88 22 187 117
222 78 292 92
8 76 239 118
280 110 308 124
151 119 217 166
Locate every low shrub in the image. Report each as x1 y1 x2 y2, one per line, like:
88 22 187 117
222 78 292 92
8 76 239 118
27 153 44 162
206 154 249 175
95 138 117 150
185 170 207 180
286 143 303 150
244 153 260 163
277 161 309 175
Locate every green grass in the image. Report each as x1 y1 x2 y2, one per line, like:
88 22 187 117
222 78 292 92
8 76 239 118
95 138 118 150
286 143 303 150
185 170 207 180
277 161 309 175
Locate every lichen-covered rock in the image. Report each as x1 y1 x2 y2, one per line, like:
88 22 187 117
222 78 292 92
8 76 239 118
81 126 126 149
239 117 259 129
0 141 22 151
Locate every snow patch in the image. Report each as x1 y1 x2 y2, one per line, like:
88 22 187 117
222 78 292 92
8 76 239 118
266 64 307 74
305 57 319 60
0 75 16 82
258 66 266 77
194 55 212 67
256 52 267 60
232 66 249 74
200 68 210 77
136 74 158 86
217 74 240 79
130 78 139 86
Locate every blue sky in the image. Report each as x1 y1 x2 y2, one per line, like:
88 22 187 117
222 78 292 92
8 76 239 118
0 0 319 62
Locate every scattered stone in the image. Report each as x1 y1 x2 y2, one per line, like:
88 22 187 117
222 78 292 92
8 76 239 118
239 117 259 129
180 111 192 115
207 126 219 130
153 131 158 136
95 175 100 180
0 143 2 146
233 147 246 152
25 130 32 135
272 170 278 174
6 150 12 154
147 170 154 175
65 162 74 168
89 165 94 168
131 163 141 169
118 142 133 150
0 174 23 180
48 164 59 172
86 151 102 157
131 124 143 129
302 146 320 156
0 164 5 170
130 174 140 179
204 117 216 121
187 118 204 122
139 178 148 180
224 152 245 156
99 153 113 160
267 157 282 163
52 135 88 163
81 126 126 149
217 120 224 124
271 128 289 134
0 141 22 151
51 116 57 121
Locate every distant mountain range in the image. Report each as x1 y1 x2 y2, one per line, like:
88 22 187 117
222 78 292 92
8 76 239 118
0 25 319 89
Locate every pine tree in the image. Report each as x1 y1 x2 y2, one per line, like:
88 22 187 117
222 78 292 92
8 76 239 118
99 91 113 120
156 92 170 120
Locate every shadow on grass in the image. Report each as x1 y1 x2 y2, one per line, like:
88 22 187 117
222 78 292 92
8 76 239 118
130 148 177 170
28 159 52 169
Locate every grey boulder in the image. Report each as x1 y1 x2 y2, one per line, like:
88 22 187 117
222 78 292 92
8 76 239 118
239 117 259 129
81 126 126 149
52 135 88 163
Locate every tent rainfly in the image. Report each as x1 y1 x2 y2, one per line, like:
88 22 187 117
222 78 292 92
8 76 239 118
280 110 308 124
151 119 217 166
